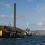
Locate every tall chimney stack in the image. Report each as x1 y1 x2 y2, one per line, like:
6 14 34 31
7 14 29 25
14 3 16 30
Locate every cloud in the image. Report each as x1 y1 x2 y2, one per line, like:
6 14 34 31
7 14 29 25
0 15 12 19
28 3 45 30
37 17 45 25
0 15 26 20
35 4 45 26
16 16 26 20
37 4 45 15
5 3 10 8
0 2 10 8
35 17 45 30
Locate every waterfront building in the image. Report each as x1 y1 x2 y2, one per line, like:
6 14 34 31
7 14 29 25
2 26 10 38
0 30 2 38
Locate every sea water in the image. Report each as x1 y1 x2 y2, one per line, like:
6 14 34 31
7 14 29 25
0 36 45 45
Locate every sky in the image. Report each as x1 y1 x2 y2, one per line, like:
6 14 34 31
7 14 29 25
0 0 45 30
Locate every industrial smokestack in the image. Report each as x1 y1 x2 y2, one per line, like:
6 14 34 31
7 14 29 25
14 3 16 30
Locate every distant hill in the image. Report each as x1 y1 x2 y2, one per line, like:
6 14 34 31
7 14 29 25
32 30 45 35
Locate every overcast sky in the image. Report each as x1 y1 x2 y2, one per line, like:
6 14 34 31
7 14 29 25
0 0 45 30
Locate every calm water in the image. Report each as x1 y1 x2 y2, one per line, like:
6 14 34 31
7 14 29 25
0 36 45 45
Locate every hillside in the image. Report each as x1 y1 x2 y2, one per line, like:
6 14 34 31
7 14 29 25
32 30 45 35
